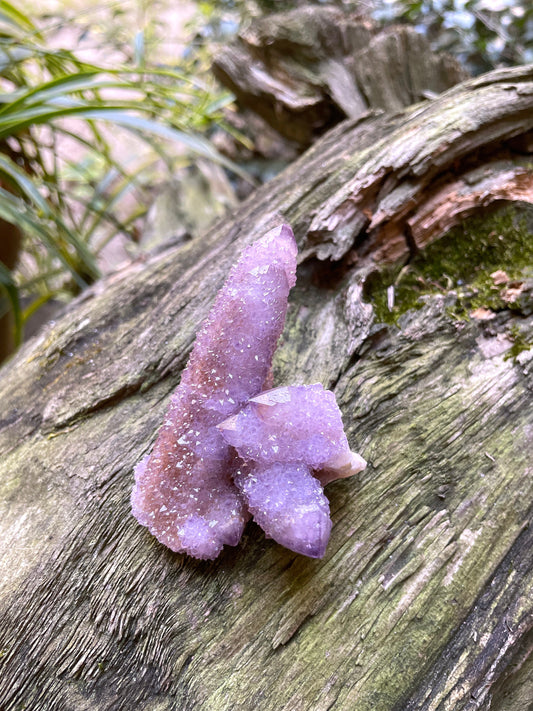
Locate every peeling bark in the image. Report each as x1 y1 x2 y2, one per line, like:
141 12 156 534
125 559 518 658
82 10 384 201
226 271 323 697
0 64 532 711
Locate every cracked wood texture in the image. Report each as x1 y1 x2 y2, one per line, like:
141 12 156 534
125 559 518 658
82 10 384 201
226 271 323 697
1 64 533 711
212 6 467 146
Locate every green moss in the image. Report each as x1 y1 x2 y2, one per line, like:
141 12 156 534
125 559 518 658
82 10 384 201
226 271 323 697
364 204 533 324
504 324 532 361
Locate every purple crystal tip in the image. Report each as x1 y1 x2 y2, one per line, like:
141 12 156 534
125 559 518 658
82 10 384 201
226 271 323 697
235 462 332 558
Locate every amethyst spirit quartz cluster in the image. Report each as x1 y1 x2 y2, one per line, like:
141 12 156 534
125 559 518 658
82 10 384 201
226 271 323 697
131 224 366 560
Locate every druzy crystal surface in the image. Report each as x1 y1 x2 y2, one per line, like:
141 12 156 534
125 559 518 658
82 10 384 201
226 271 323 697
132 223 366 560
131 224 297 559
218 384 367 485
234 461 332 558
218 384 366 557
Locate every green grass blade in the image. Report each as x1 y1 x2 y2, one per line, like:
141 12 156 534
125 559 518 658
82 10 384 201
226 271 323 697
0 155 101 280
0 71 103 116
0 153 50 213
0 188 95 288
0 1 41 37
77 110 254 182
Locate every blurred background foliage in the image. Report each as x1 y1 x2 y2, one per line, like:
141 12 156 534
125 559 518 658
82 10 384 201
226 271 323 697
372 0 533 74
0 0 243 361
0 0 532 362
195 0 532 74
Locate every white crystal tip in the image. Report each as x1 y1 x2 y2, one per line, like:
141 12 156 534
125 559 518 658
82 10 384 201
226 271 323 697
325 450 367 478
348 451 367 475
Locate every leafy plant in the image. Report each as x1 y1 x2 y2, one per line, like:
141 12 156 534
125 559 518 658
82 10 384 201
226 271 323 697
372 0 533 74
0 0 246 359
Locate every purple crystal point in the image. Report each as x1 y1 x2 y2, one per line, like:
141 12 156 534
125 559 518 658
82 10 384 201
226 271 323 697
218 384 365 557
131 225 298 559
218 384 367 485
234 462 332 558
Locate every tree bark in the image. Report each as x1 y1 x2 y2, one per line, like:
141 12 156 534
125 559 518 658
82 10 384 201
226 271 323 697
212 6 467 146
0 64 532 711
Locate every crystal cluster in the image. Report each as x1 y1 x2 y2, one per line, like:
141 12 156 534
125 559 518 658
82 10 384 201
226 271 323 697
131 224 366 560
218 384 366 558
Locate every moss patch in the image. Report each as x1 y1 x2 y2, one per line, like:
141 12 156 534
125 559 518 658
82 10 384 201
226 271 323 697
364 204 533 325
505 324 533 361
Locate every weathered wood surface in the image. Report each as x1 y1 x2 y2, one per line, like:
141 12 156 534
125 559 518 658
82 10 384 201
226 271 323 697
213 6 467 146
0 65 532 711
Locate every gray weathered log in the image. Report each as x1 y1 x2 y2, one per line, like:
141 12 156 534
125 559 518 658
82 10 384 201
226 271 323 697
213 6 467 146
0 64 532 711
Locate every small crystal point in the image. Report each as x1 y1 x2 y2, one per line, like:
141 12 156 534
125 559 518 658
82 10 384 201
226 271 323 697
235 462 332 558
249 387 293 406
216 415 238 432
219 383 365 485
318 450 367 486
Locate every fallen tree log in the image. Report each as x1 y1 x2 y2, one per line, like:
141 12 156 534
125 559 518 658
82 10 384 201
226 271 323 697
0 64 532 711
